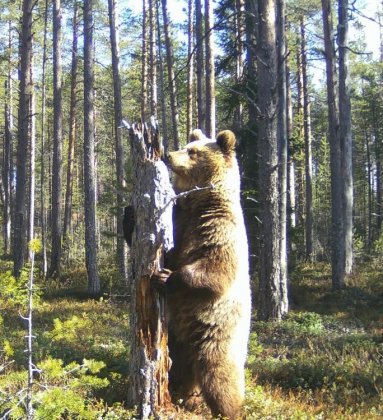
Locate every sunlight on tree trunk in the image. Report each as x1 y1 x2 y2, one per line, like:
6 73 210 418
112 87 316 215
14 0 33 278
49 0 63 279
127 121 173 418
84 0 100 295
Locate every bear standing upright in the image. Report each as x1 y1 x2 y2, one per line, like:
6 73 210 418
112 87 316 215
155 129 251 419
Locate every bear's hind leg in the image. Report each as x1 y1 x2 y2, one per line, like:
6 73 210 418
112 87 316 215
169 336 202 409
199 358 244 420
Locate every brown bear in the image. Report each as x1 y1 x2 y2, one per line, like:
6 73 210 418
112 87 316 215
155 129 251 419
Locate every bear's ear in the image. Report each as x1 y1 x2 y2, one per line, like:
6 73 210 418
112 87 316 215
189 129 205 142
216 130 236 154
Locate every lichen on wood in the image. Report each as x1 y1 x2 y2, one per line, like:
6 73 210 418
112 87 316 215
126 119 174 418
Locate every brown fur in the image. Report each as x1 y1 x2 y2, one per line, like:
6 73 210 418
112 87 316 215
157 130 251 420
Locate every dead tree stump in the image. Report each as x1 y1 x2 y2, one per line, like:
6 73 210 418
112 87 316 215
126 121 174 418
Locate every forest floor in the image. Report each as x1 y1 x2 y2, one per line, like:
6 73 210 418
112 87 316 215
1 258 383 419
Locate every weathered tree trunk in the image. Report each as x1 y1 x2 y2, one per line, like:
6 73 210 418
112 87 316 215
300 16 314 261
205 0 215 138
338 0 353 275
322 0 345 289
49 0 63 279
196 0 205 130
14 0 33 277
127 121 173 418
187 0 194 136
63 1 79 241
84 0 100 294
161 0 180 149
257 0 287 320
108 0 128 282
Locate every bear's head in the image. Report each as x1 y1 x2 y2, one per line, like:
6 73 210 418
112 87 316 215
166 129 238 193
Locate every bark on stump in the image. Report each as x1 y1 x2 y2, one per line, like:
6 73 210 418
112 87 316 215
127 121 173 418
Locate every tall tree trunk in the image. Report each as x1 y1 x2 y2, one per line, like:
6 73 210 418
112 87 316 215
187 0 194 135
366 132 373 249
40 0 49 276
84 0 100 295
127 122 173 417
108 0 128 282
3 81 12 255
245 0 257 125
322 0 345 289
49 0 63 279
63 1 79 240
205 0 215 138
161 0 180 149
149 0 157 117
156 2 169 150
234 0 244 128
3 21 13 255
286 32 296 234
14 0 33 277
257 0 287 320
141 0 149 122
195 0 205 130
28 54 36 256
300 16 314 261
338 0 353 274
276 0 289 313
295 43 304 227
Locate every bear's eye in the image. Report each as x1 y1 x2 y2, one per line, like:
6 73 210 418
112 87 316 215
188 148 198 157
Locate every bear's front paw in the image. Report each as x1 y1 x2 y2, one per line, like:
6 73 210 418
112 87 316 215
151 268 172 292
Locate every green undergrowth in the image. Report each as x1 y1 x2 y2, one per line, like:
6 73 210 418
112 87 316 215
246 262 383 419
1 259 383 418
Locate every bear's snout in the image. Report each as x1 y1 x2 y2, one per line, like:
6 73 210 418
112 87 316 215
162 153 171 165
